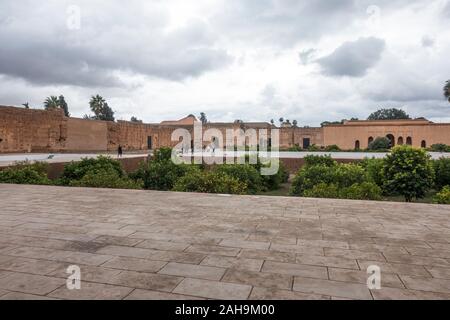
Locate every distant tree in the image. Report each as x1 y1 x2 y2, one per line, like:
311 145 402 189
270 119 275 125
279 117 284 125
368 137 392 151
44 96 60 110
200 112 208 124
444 80 450 103
367 108 410 120
22 103 30 109
130 116 142 123
89 95 115 121
58 95 70 117
293 120 298 127
321 120 343 127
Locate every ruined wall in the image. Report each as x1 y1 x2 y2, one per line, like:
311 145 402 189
0 106 67 153
279 127 324 148
66 118 108 151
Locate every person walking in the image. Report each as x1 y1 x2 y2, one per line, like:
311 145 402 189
118 145 123 158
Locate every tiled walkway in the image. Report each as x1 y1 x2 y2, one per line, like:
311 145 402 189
0 184 449 300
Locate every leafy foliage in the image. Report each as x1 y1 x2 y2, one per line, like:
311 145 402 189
303 182 382 200
0 161 50 185
60 156 125 185
444 80 450 103
432 157 450 190
304 155 336 168
382 146 434 202
173 171 247 195
325 145 341 152
213 164 263 194
433 186 450 204
69 168 142 189
367 108 410 120
360 158 385 187
430 144 450 152
367 137 391 151
89 95 115 121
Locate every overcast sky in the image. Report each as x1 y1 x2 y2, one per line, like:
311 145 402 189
0 0 449 126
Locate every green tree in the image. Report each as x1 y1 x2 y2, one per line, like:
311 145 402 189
44 96 60 110
292 120 298 127
367 108 410 120
200 112 207 124
130 116 142 123
89 95 115 121
368 137 392 150
444 80 450 103
58 95 70 117
382 146 434 202
279 117 284 125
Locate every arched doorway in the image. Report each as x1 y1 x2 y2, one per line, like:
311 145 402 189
406 137 412 145
386 134 395 148
397 137 404 145
355 140 360 150
368 137 374 145
421 140 427 148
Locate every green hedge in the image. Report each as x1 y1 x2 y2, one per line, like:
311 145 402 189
213 164 263 194
173 171 247 195
69 168 142 189
303 182 382 200
432 158 450 190
0 161 50 185
433 186 450 204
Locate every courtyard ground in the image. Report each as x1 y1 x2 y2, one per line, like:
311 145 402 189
0 184 449 300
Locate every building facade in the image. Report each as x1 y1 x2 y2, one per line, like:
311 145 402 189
1 105 450 153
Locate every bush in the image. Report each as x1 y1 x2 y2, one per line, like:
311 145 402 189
302 182 382 200
214 164 263 194
430 144 450 153
304 155 336 168
307 144 321 151
432 158 450 190
325 145 341 152
61 156 124 184
69 168 142 189
340 182 382 201
290 163 366 196
173 171 247 195
368 137 391 151
142 161 198 191
0 161 50 185
433 186 450 204
303 183 339 199
360 158 385 187
153 147 173 162
382 146 434 202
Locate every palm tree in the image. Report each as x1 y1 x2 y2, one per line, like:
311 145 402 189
200 112 207 124
279 117 284 125
444 80 450 103
270 119 275 125
293 120 298 127
44 96 59 110
22 102 30 109
89 95 115 121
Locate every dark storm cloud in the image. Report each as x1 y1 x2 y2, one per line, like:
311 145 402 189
317 37 386 77
0 1 231 87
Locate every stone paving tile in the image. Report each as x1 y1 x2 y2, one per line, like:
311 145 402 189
405 247 450 259
239 249 296 263
0 257 64 276
108 271 183 292
262 261 328 279
249 287 330 300
200 256 264 272
371 287 450 300
0 292 58 300
328 268 404 289
357 260 431 277
296 254 359 269
219 239 270 250
92 235 143 247
136 240 190 252
173 278 252 300
125 289 205 300
293 277 373 300
102 257 167 273
222 269 293 290
186 245 241 257
158 262 226 281
425 266 450 279
400 276 450 294
49 282 133 300
0 272 65 295
324 248 386 261
383 252 450 268
269 244 324 256
47 264 123 284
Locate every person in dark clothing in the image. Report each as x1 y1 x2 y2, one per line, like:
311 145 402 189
118 145 123 158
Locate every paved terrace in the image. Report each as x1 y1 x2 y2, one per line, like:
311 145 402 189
0 184 449 300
